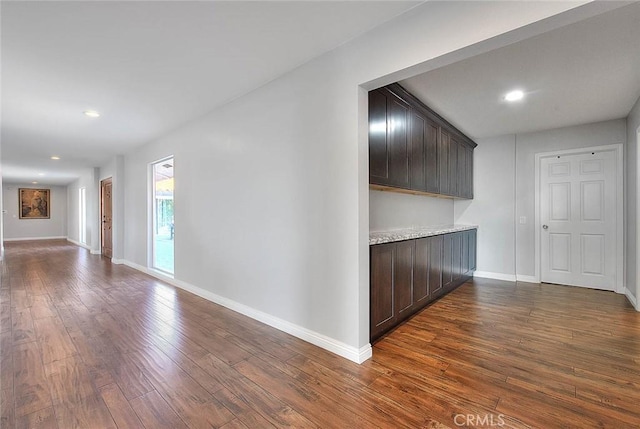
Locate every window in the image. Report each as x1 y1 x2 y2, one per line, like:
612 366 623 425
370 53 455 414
79 187 87 245
152 157 174 274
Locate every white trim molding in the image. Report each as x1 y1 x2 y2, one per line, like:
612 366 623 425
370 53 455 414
90 249 102 255
4 236 67 242
636 127 640 311
472 271 540 284
473 271 517 282
67 238 92 251
626 288 639 311
534 144 624 294
122 259 372 364
516 274 540 284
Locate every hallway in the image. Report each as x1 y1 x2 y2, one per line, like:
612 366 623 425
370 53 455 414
2 240 640 428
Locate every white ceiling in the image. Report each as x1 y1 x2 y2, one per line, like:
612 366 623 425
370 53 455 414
1 0 421 185
401 2 640 140
4 2 640 187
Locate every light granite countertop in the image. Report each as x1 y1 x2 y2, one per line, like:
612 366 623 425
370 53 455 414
369 224 478 245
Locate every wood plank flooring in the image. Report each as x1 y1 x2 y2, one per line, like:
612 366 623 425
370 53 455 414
1 240 640 428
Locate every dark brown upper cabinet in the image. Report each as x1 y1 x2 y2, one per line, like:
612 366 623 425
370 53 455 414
369 87 411 189
448 136 459 197
369 83 476 199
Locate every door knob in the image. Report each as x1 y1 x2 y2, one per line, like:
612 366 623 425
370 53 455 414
542 225 549 230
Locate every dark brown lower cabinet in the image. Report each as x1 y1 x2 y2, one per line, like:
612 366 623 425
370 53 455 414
395 240 415 318
370 244 395 338
442 233 453 290
452 232 463 284
469 229 477 271
429 235 444 298
370 229 476 342
413 238 430 306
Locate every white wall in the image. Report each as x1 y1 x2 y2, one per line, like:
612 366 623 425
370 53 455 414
67 168 100 251
2 184 67 240
627 96 640 302
370 190 453 231
455 119 626 282
118 1 607 360
455 135 516 278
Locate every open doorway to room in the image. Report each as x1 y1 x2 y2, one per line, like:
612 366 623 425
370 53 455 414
79 187 87 245
151 157 174 274
364 3 640 344
100 178 113 259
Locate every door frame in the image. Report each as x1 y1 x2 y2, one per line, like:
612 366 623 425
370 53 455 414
149 156 175 275
534 144 623 293
636 127 640 309
100 177 113 258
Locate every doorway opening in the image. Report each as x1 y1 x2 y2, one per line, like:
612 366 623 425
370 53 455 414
151 157 174 274
100 178 113 259
79 187 87 245
534 144 623 292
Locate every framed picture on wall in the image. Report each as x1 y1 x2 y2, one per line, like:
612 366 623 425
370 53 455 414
19 188 50 219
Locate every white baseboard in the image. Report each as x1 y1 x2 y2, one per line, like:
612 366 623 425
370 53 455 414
516 274 540 284
121 259 372 364
625 287 639 311
111 258 124 265
473 271 516 282
471 271 540 284
66 238 92 251
90 249 102 255
4 236 67 242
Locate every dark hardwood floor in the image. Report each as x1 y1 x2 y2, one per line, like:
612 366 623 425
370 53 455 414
2 240 640 428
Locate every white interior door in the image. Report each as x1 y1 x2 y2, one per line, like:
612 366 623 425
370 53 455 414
540 149 616 290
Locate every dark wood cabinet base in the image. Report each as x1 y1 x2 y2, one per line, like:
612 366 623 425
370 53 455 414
370 229 476 342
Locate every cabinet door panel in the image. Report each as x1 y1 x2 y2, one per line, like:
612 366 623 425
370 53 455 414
449 137 459 197
425 120 440 193
387 96 411 188
462 231 470 275
439 129 450 195
442 234 453 289
395 240 414 317
429 235 443 296
469 229 477 271
369 90 389 182
452 232 463 281
458 143 467 198
410 111 426 191
369 89 410 188
414 238 430 305
370 244 395 338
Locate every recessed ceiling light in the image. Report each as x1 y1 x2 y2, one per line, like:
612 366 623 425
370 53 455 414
38 173 45 176
84 110 100 118
32 181 38 184
504 90 524 102
51 156 60 160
